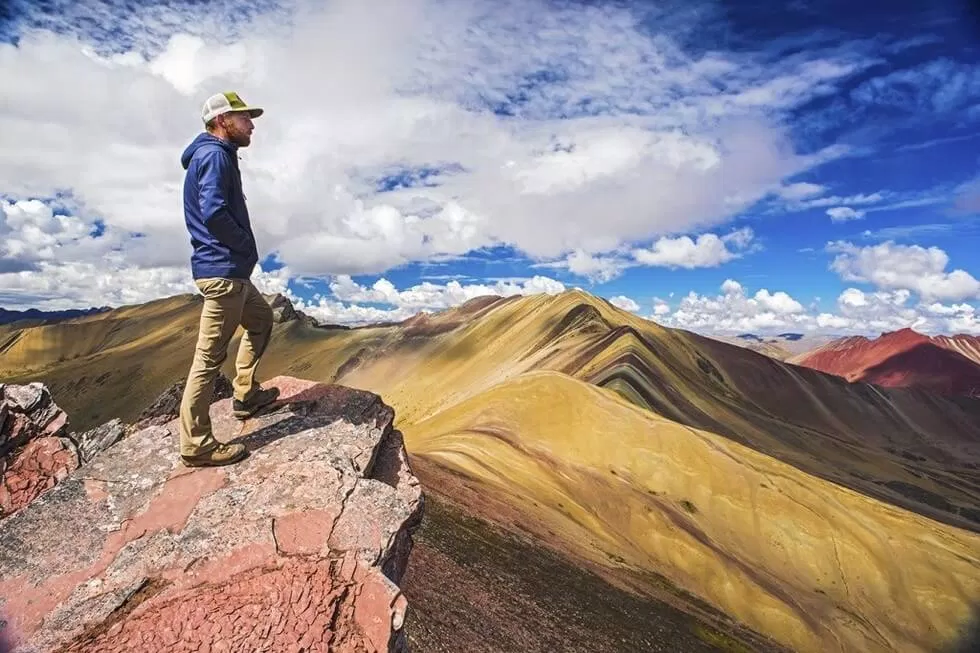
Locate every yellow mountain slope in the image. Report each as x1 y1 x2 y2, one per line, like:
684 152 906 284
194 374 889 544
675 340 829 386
407 370 980 653
0 295 205 427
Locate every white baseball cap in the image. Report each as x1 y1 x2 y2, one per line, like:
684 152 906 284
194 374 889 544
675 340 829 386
201 91 264 125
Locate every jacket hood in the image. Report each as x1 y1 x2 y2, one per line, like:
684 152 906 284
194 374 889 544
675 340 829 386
180 132 237 170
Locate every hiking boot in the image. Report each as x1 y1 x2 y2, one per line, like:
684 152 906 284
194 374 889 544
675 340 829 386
181 442 248 467
232 386 280 420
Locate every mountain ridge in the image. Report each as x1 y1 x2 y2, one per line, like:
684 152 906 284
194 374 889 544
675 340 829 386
791 327 980 396
0 305 111 327
1 287 978 652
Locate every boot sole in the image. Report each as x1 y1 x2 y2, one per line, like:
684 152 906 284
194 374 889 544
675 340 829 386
232 402 277 420
181 449 248 467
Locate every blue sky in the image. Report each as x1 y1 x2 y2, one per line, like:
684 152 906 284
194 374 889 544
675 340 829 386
1 0 979 334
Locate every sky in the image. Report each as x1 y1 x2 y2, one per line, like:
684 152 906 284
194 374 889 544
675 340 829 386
1 0 979 335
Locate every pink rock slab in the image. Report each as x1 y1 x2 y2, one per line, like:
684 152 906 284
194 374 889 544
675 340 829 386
0 376 423 653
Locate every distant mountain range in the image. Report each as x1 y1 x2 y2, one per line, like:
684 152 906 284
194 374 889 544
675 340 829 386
0 306 111 326
711 331 837 360
790 327 980 397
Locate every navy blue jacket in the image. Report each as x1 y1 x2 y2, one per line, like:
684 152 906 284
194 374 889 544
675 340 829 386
180 133 258 280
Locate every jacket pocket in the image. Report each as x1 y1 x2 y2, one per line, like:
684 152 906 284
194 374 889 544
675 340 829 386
196 278 243 299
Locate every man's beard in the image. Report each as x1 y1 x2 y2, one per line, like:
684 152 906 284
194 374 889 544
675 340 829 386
231 127 251 147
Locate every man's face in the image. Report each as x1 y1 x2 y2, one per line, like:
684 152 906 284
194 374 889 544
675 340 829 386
219 111 255 147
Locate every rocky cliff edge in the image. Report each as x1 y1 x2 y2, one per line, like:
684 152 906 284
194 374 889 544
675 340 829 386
0 376 424 653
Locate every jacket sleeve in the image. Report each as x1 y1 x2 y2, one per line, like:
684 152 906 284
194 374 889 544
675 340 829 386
195 149 255 256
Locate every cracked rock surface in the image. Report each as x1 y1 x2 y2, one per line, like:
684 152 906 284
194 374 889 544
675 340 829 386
0 376 424 653
0 383 76 519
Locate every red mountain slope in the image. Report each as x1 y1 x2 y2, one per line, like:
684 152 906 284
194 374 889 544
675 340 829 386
791 328 980 396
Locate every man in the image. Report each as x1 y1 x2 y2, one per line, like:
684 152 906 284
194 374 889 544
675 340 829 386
177 91 279 467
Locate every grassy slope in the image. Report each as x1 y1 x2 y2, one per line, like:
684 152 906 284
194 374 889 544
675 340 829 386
3 290 980 652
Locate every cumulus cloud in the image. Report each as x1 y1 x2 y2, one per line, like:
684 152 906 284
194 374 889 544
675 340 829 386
609 295 640 312
651 279 980 335
0 259 193 311
826 206 865 222
300 273 567 324
0 198 114 272
825 287 980 334
533 249 633 284
632 228 756 269
0 0 870 308
654 278 811 333
828 241 980 302
536 228 757 282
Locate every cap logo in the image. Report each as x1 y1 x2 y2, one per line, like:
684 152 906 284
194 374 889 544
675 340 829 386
223 92 247 110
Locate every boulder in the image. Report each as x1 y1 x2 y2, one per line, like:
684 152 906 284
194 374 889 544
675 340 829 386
76 419 128 464
0 376 424 653
0 383 76 519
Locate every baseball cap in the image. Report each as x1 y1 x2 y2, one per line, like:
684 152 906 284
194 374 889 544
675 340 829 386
201 91 264 125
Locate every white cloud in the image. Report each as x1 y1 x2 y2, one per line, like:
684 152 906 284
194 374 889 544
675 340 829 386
826 206 865 222
721 279 743 295
828 241 980 302
565 250 631 283
754 289 804 314
534 249 632 284
0 259 297 312
536 229 755 282
0 0 869 306
777 182 825 200
319 273 566 324
632 228 755 269
830 288 939 333
0 259 192 311
778 187 948 218
652 279 980 336
0 198 115 273
292 297 414 326
774 190 886 215
609 295 640 312
250 265 293 297
659 279 812 333
801 192 885 208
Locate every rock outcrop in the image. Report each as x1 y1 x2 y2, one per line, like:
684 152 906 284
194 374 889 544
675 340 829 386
1 384 128 520
268 293 299 323
263 293 316 326
0 376 424 653
1 383 74 519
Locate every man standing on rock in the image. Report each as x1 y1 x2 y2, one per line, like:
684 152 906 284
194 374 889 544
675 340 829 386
177 91 279 467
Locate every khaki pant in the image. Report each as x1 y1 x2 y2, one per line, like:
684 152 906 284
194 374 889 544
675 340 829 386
179 277 273 456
